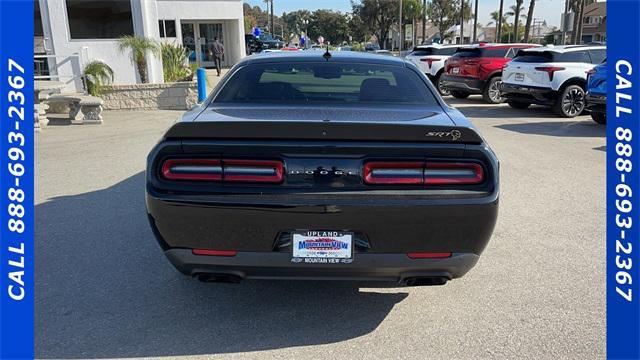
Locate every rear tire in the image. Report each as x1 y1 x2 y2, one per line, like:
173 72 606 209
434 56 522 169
591 112 606 124
483 76 505 104
451 90 470 99
553 85 586 118
435 71 450 96
507 100 531 109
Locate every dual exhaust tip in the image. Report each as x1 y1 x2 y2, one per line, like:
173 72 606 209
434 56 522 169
192 273 449 287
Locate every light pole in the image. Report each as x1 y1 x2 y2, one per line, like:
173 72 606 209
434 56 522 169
460 0 464 44
398 0 403 52
473 0 478 43
497 0 504 42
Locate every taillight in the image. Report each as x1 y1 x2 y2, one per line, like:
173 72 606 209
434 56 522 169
162 159 222 181
424 162 484 185
407 252 452 259
161 158 283 183
419 57 438 67
363 161 484 185
192 249 238 257
222 159 284 183
363 162 424 184
535 66 565 81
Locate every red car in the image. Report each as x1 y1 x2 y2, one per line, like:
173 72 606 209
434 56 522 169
441 43 540 103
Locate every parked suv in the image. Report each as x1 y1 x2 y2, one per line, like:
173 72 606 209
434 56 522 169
441 43 540 103
405 44 459 95
585 62 607 124
501 45 606 117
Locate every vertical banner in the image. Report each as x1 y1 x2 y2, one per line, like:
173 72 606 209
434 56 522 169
607 1 640 359
0 0 34 359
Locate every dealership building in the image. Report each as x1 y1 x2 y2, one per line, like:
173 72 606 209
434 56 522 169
35 0 246 92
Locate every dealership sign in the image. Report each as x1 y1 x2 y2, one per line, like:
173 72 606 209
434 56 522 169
607 1 640 358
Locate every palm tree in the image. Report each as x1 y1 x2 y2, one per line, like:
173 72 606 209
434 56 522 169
487 10 501 41
497 0 504 41
118 36 159 83
505 2 525 42
263 0 271 33
83 61 114 96
523 0 536 42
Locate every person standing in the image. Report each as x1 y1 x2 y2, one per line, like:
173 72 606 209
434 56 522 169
212 37 224 76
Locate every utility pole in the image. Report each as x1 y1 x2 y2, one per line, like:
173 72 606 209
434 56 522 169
561 0 569 44
497 0 504 42
460 0 464 44
575 0 585 44
422 0 426 44
399 0 403 52
270 0 274 37
473 0 478 42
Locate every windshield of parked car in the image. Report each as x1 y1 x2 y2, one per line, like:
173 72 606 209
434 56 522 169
214 62 438 106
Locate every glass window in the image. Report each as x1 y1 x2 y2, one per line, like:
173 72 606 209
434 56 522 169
159 20 176 38
453 48 508 58
158 20 165 37
66 0 133 39
409 49 433 56
481 48 509 57
558 51 591 63
409 47 457 56
214 62 438 106
588 49 606 64
512 51 552 63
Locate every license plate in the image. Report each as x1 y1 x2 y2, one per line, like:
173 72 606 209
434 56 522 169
452 67 460 74
292 231 352 259
515 73 524 81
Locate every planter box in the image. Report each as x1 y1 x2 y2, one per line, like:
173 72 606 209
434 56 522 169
102 81 198 111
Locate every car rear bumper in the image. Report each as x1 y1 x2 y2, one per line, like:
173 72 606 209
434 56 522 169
165 248 480 283
147 191 499 254
586 92 606 113
501 83 557 105
441 74 485 93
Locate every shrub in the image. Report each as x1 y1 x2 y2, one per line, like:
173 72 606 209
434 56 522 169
118 36 159 83
83 61 114 96
161 42 192 82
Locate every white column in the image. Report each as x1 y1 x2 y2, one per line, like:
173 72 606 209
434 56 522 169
132 0 164 84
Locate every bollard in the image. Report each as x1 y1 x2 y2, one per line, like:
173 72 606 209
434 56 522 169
196 67 207 102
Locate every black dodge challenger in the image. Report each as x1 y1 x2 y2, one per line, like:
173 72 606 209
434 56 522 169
146 51 499 286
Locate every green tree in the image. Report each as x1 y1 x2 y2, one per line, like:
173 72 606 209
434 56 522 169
352 0 399 49
523 0 536 42
308 10 350 44
402 0 423 46
505 1 525 41
281 10 312 38
425 0 457 43
117 36 159 83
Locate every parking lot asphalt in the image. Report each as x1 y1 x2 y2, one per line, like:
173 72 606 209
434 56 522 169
35 96 605 359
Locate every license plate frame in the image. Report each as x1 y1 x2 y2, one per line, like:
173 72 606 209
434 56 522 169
452 67 460 74
515 73 525 82
292 231 353 259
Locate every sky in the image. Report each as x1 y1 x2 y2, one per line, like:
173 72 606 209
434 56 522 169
244 0 569 28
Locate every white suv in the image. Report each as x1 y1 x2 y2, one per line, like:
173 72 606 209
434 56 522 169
405 44 460 95
501 45 606 117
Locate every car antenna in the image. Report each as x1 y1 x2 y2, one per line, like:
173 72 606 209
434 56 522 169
323 44 332 61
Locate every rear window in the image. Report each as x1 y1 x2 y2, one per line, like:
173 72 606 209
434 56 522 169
453 48 509 58
512 50 554 63
214 62 438 106
410 47 457 56
513 49 598 63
